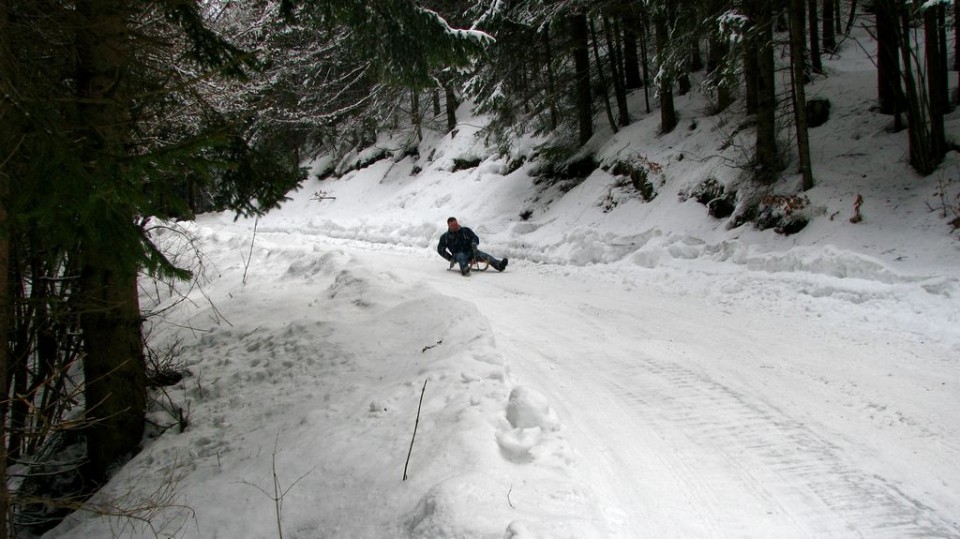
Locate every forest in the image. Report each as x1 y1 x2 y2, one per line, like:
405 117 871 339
0 0 955 535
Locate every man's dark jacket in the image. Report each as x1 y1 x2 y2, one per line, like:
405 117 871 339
437 227 480 261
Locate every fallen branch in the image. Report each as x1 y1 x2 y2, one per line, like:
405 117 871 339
403 380 428 481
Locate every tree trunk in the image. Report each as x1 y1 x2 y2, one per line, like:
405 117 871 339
924 3 947 161
541 27 559 131
589 17 618 133
790 0 814 190
896 2 936 174
744 23 759 114
639 18 652 113
655 17 677 133
623 26 642 89
410 90 422 141
845 0 859 35
604 16 630 127
876 0 904 120
753 0 779 184
444 84 458 133
74 0 146 485
808 0 824 73
0 19 10 528
708 30 732 112
570 13 593 145
936 4 951 112
823 0 837 53
954 0 959 71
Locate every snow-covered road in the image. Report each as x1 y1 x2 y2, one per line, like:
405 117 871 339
336 237 959 538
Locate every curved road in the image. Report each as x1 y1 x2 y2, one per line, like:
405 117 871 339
318 237 959 537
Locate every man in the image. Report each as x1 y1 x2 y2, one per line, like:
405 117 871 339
437 217 508 276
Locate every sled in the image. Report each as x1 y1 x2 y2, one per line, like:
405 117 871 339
447 257 489 272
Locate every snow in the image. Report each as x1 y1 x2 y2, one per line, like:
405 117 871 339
44 27 960 539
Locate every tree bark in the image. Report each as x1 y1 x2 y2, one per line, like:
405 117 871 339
570 13 593 145
924 2 947 160
896 2 936 174
752 0 779 184
410 90 422 141
708 30 732 112
790 0 814 190
589 17 618 133
623 25 642 89
541 26 559 131
74 0 147 485
823 0 837 53
444 84 457 133
744 19 759 114
845 0 859 35
808 0 824 73
0 0 12 529
604 16 630 127
876 0 903 120
639 17 652 113
655 16 677 133
954 0 960 71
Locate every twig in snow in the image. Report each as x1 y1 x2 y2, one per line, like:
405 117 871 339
241 216 259 285
421 340 443 353
403 379 428 481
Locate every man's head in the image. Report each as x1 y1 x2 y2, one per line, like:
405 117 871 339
447 217 460 231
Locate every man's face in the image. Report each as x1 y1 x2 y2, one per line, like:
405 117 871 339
448 219 460 232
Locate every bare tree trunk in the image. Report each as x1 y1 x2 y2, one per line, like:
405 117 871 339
0 209 7 539
876 0 904 123
623 25 642 89
744 18 759 114
924 2 947 160
896 2 935 174
845 0 859 35
74 0 147 485
571 13 593 145
708 30 732 112
752 0 779 184
639 17 652 113
954 0 960 71
410 90 422 141
823 0 837 53
0 0 13 528
444 84 457 133
0 98 9 539
808 0 824 73
604 16 630 127
655 17 677 133
541 26 559 131
790 0 814 190
589 17 618 133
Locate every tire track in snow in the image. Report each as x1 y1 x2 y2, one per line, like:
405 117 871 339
603 354 958 538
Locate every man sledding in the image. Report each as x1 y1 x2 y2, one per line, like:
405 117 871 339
437 217 508 276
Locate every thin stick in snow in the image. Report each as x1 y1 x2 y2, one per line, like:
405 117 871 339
242 216 259 286
403 379 428 481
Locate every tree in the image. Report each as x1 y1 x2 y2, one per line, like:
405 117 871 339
876 0 904 121
790 0 814 190
823 0 837 53
747 0 780 184
808 0 824 73
2 0 302 513
571 12 595 144
0 2 12 533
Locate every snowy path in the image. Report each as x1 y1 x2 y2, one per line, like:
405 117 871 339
336 237 960 538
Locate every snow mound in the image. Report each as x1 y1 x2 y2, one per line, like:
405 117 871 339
496 386 569 465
